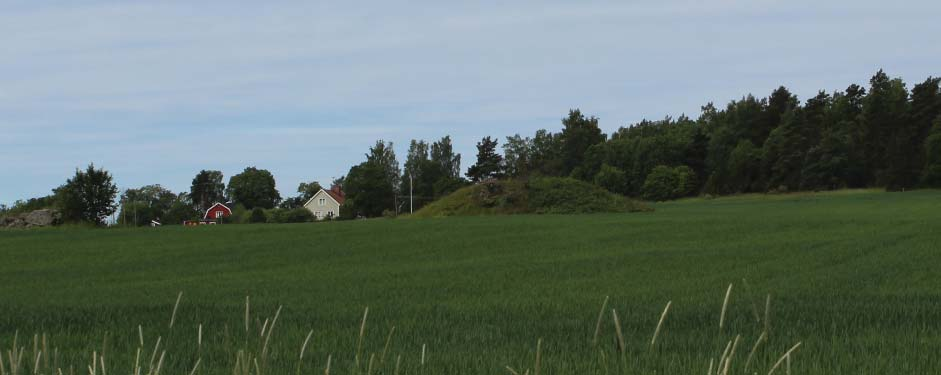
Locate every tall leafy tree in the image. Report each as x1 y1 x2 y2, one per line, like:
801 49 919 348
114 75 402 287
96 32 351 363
860 70 909 186
297 181 324 200
466 136 503 182
723 95 768 147
344 161 394 217
342 140 402 216
367 140 401 193
118 184 178 226
801 128 851 190
54 164 118 225
726 140 762 193
895 77 941 189
560 109 605 175
920 116 941 186
830 84 868 187
503 134 533 177
190 170 225 211
763 86 799 143
280 181 323 209
401 140 430 193
762 110 808 191
226 167 281 209
530 129 564 176
430 136 461 179
163 194 198 224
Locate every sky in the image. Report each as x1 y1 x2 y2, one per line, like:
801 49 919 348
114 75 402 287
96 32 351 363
2 0 940 205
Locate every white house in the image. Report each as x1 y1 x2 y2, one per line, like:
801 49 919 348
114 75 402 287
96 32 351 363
303 187 345 220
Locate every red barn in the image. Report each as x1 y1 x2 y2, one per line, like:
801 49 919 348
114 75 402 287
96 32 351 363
203 202 232 220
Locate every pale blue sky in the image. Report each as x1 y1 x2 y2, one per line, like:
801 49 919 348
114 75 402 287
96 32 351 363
2 0 940 204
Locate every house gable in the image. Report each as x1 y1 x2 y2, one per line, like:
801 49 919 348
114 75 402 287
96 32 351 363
303 189 342 220
303 189 342 208
203 202 232 220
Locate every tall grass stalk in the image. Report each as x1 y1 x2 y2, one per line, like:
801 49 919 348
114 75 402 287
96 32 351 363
354 307 369 372
720 335 740 375
743 331 768 373
764 294 772 334
593 296 609 346
147 337 161 373
244 296 251 333
610 309 626 354
766 342 801 375
420 344 426 366
295 329 314 375
717 339 732 373
380 326 396 365
169 292 183 329
534 338 542 375
650 301 671 348
188 358 200 375
261 305 282 363
31 351 39 375
719 283 733 332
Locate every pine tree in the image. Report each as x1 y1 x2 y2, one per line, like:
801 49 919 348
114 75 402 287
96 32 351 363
466 136 503 182
861 70 909 187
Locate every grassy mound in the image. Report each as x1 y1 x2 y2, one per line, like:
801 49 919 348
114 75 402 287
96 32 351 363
412 177 650 217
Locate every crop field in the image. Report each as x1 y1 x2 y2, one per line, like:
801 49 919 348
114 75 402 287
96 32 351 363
0 189 940 374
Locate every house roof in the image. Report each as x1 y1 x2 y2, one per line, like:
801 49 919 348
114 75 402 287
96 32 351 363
303 188 345 207
325 188 345 205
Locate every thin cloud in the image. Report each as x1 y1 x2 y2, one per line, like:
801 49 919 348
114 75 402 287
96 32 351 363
1 0 939 203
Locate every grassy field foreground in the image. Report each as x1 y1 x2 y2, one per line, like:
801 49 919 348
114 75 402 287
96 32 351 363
0 189 940 374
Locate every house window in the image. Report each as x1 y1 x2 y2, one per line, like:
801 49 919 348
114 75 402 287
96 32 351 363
215 211 224 219
328 211 334 217
319 198 326 206
315 211 322 218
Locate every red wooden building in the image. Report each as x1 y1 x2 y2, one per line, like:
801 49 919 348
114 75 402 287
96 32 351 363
203 202 232 220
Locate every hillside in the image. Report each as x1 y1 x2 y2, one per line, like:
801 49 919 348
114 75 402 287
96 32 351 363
412 177 650 217
0 189 939 374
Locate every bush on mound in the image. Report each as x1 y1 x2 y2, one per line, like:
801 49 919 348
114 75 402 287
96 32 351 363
412 177 650 217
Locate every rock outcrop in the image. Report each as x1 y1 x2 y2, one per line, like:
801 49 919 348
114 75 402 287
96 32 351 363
1 209 62 228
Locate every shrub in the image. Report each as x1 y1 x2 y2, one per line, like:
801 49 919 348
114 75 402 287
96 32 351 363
228 204 250 224
269 208 314 223
593 164 627 195
673 165 698 197
249 207 267 223
642 165 699 201
642 166 681 201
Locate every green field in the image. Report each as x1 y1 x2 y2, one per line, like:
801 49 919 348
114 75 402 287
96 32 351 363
1 189 940 374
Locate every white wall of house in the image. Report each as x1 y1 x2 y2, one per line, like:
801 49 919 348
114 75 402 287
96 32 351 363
303 189 341 220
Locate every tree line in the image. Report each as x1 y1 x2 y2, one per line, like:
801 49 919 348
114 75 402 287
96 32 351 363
461 70 941 201
334 70 941 215
3 70 939 225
